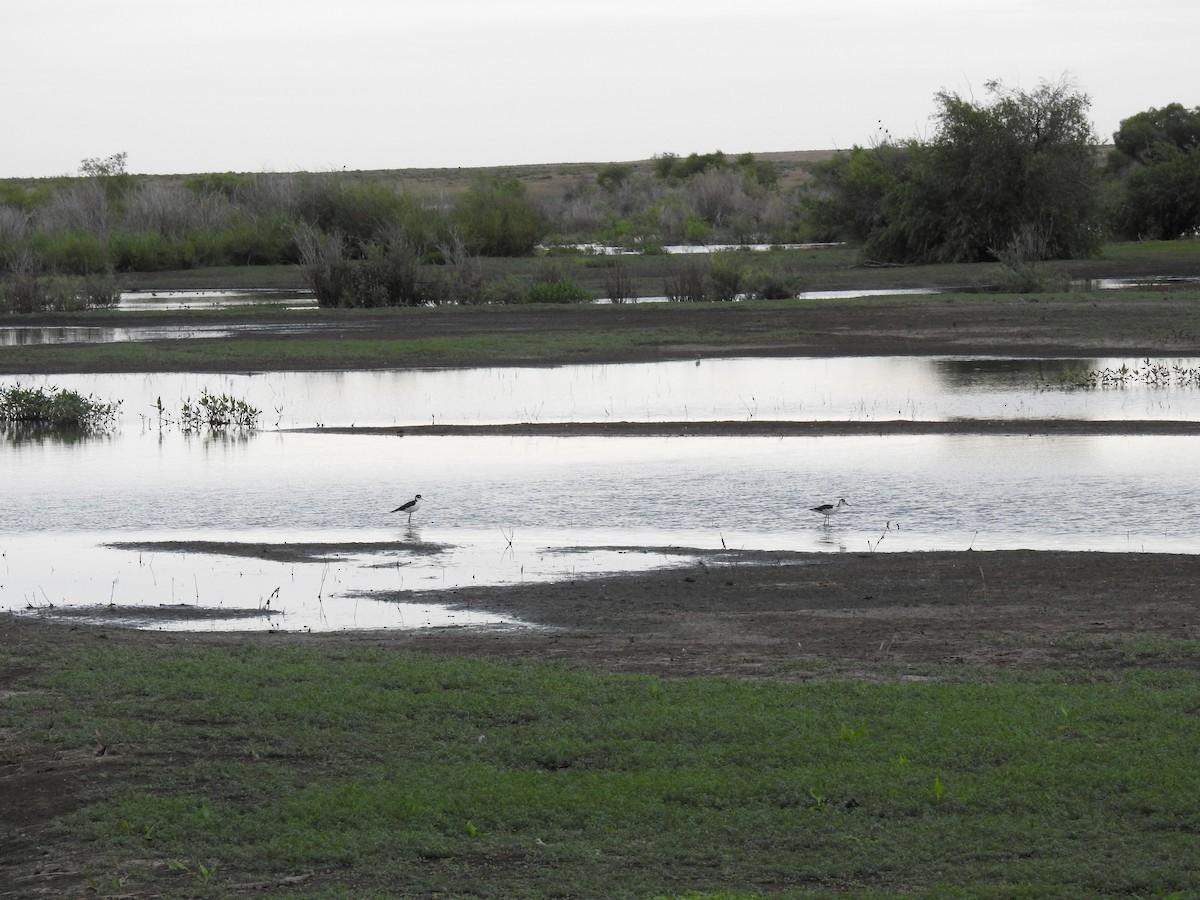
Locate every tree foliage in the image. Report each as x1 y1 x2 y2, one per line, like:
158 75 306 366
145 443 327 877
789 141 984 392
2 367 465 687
807 78 1102 263
1109 103 1200 239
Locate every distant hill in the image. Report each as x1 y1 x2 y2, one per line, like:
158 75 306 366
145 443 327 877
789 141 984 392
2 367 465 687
264 149 841 198
0 150 841 198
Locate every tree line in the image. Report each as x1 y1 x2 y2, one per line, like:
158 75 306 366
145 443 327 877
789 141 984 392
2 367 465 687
0 77 1196 310
805 79 1200 266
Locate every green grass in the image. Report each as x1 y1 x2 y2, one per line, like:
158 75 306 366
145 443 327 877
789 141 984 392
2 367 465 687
102 238 1200 297
5 286 1199 376
5 641 1199 897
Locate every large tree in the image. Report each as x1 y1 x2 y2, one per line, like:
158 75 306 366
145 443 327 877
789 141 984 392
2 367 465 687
1109 103 1200 239
807 78 1102 263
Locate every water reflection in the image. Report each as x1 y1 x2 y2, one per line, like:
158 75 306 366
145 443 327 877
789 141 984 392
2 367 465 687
5 355 1200 632
116 289 316 311
4 430 1198 631
0 321 349 347
4 430 1198 544
4 356 1199 428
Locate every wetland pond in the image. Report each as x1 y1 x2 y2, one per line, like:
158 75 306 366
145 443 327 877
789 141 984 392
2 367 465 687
3 356 1199 631
5 272 1197 346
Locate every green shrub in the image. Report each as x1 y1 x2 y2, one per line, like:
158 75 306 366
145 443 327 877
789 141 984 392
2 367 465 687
0 382 120 431
708 252 744 301
215 217 299 266
296 180 409 256
109 231 194 271
307 244 427 308
744 261 805 299
31 229 110 274
453 175 545 256
596 162 633 191
522 279 589 304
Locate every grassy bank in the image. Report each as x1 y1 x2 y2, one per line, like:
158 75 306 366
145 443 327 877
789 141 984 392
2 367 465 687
4 637 1199 898
3 287 1200 375
105 238 1200 298
2 240 1195 376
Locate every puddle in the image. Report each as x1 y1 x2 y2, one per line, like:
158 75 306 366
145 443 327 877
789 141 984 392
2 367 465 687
3 528 695 632
1074 275 1200 291
0 321 350 346
553 242 844 255
116 288 316 311
595 288 938 304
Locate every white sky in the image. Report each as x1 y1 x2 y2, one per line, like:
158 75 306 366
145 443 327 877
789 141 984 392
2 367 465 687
3 0 1196 178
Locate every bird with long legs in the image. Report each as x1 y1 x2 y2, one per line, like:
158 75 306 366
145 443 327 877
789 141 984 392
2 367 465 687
391 494 423 524
810 497 849 524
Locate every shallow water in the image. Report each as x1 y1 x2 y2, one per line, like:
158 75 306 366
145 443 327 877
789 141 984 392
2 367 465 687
5 356 1199 427
4 430 1194 542
4 430 1198 631
116 288 316 312
4 357 1199 631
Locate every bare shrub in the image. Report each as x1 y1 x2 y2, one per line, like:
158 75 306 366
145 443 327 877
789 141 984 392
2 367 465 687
294 222 344 268
33 180 110 235
0 206 30 270
605 173 668 217
0 205 29 243
538 192 605 239
602 260 638 304
687 171 749 228
237 173 302 219
663 255 711 302
122 181 232 238
990 222 1067 293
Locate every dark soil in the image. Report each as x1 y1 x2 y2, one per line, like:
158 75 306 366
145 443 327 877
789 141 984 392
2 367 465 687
6 549 1200 680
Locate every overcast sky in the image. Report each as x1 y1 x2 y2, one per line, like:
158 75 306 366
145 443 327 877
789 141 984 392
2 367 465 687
4 0 1196 178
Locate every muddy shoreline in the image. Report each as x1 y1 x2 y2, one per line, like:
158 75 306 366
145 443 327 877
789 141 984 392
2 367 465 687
6 549 1199 679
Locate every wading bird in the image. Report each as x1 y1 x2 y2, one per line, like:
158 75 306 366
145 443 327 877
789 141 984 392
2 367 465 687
811 498 849 523
391 493 423 524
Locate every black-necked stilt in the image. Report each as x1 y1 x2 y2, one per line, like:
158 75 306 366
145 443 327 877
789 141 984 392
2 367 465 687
811 498 849 523
391 494 423 524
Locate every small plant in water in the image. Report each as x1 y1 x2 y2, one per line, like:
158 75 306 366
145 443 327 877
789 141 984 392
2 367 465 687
1046 358 1200 390
179 390 261 432
0 382 120 433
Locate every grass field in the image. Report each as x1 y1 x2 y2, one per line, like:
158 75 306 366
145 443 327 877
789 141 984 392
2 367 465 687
4 637 1199 898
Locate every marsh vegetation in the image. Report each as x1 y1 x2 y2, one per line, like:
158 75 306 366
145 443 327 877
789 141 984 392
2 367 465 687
0 382 119 432
2 84 1197 312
